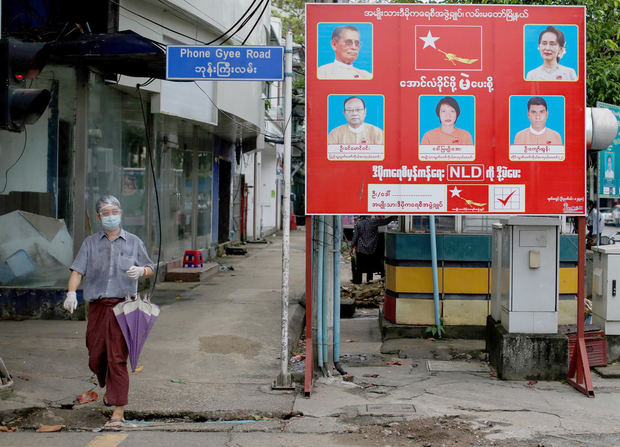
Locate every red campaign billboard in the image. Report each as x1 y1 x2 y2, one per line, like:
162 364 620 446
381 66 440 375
305 4 586 215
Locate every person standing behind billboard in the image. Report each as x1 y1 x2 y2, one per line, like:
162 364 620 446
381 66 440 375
351 215 395 283
587 200 604 248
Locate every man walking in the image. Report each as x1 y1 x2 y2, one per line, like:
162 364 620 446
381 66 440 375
63 195 154 427
587 200 604 249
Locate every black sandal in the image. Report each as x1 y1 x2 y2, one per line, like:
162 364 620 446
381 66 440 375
103 394 112 407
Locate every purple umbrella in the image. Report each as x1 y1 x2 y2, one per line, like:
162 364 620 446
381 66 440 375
113 295 160 372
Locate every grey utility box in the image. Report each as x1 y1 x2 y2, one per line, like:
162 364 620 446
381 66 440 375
591 245 620 335
499 217 561 334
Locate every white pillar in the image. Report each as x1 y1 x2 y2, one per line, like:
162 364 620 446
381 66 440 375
274 31 294 389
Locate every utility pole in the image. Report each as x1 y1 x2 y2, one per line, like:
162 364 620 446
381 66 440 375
273 30 294 390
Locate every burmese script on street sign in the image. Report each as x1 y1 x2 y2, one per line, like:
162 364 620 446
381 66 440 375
166 45 284 81
305 4 586 215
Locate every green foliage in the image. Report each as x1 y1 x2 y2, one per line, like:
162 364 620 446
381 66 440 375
583 0 620 105
272 0 306 96
292 0 619 105
277 0 618 133
272 0 306 46
424 318 446 338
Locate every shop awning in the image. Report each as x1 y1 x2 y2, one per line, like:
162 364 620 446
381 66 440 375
37 30 166 79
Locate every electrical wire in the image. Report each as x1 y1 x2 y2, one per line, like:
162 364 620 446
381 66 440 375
136 84 162 299
140 77 157 88
0 128 28 194
113 2 294 251
203 0 262 45
112 0 266 47
192 81 285 140
178 0 232 31
113 0 290 142
281 107 293 135
119 12 170 47
213 0 263 45
156 0 231 36
158 0 264 46
110 0 207 44
242 0 270 45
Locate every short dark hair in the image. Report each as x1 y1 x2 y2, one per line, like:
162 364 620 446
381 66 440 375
343 96 366 110
538 26 566 62
332 25 360 42
435 97 460 123
527 96 547 111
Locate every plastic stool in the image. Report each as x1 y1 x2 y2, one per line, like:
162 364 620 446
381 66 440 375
183 250 203 268
290 213 297 230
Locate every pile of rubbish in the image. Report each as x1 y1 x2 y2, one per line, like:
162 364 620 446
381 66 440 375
341 279 385 308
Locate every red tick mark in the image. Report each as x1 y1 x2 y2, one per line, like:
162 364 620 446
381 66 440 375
497 190 516 206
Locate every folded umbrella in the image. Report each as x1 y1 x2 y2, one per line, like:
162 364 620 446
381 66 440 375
113 294 160 372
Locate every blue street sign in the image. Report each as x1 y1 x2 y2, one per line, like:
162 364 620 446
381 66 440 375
166 45 284 81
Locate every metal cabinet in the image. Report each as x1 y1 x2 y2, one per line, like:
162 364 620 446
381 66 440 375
592 245 620 334
499 217 560 334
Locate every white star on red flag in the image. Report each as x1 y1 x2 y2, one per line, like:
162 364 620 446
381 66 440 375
449 186 462 198
419 31 439 49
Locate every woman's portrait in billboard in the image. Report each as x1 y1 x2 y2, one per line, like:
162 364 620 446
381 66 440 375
526 26 577 81
420 96 473 145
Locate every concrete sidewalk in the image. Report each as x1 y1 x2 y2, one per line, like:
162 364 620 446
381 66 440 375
0 228 307 422
3 226 620 445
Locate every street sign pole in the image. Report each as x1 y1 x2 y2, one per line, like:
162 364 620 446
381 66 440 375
165 41 289 389
273 31 294 390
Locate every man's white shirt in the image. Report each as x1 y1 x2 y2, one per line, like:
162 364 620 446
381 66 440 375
317 60 372 80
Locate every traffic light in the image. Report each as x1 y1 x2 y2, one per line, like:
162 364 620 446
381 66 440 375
0 38 50 132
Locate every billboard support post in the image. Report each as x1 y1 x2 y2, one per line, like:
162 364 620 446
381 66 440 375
567 216 595 397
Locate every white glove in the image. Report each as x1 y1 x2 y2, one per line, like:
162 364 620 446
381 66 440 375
64 291 77 314
126 266 146 280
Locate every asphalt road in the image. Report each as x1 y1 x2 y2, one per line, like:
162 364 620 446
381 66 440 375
602 222 620 238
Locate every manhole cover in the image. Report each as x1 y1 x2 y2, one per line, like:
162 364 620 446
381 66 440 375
366 404 416 415
426 360 490 373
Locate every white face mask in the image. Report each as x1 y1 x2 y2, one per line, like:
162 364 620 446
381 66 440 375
101 214 121 230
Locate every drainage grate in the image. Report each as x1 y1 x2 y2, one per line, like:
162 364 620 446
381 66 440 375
366 404 416 415
426 360 491 373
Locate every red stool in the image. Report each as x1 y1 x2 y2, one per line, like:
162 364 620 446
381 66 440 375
183 250 203 268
